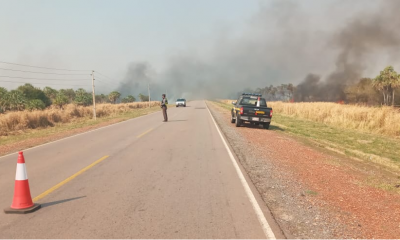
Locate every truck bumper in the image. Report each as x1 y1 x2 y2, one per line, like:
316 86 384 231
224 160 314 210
240 116 271 123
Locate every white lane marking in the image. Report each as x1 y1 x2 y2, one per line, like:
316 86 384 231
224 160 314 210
206 102 276 239
0 109 165 160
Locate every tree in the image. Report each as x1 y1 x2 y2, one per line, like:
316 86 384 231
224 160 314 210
0 87 7 98
95 94 109 104
270 86 277 100
0 87 8 113
345 78 380 105
74 88 92 106
121 95 136 103
287 83 296 101
372 66 400 106
26 99 46 111
53 93 69 109
60 89 76 103
278 84 288 100
138 94 149 102
43 87 58 101
108 91 121 104
17 84 51 106
3 90 26 111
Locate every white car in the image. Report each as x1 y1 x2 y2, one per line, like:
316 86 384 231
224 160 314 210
176 98 186 107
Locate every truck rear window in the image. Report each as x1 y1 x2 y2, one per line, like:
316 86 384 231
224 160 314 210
240 98 267 107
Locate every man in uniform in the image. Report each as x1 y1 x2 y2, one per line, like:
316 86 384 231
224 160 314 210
161 94 168 122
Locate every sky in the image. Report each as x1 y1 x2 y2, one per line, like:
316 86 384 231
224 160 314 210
0 0 397 101
0 0 264 90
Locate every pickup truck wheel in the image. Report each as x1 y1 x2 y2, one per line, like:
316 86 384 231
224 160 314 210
230 113 236 123
235 115 242 127
263 123 270 129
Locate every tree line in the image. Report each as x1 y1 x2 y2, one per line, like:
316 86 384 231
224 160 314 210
241 66 400 106
0 84 150 113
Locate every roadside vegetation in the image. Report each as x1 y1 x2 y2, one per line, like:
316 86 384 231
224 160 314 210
0 84 150 113
0 105 163 148
0 101 161 136
214 100 400 171
221 99 400 137
0 83 161 136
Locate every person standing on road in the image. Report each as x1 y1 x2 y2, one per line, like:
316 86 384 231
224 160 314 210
161 94 168 122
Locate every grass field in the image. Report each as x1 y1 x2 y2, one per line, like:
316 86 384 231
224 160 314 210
220 100 400 137
215 100 400 171
0 105 165 148
0 101 161 136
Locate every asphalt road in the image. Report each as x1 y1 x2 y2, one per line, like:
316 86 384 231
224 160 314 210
0 101 283 239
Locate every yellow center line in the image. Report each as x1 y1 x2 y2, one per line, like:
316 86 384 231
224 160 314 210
137 128 154 138
32 155 109 202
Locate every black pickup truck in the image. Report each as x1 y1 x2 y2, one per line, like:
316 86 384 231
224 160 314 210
231 93 273 129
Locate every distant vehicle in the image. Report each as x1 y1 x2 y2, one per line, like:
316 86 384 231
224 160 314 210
231 93 273 129
176 98 186 107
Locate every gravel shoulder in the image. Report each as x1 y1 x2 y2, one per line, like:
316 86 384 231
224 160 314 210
207 101 400 239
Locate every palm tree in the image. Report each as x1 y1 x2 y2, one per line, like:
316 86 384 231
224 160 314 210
138 93 149 102
108 91 121 104
121 95 136 103
0 87 8 112
43 87 58 101
74 88 92 106
53 93 69 109
372 66 400 106
60 89 76 103
3 90 26 111
390 74 400 106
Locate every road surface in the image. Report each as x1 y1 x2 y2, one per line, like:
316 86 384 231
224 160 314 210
0 101 283 239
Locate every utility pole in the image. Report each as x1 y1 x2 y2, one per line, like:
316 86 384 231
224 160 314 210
148 82 151 108
91 70 97 120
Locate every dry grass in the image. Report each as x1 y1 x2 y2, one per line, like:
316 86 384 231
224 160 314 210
0 101 160 136
220 99 400 137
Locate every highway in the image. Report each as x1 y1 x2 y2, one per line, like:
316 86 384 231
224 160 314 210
0 101 282 239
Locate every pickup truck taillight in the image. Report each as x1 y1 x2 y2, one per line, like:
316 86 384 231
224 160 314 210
270 110 273 117
240 107 244 115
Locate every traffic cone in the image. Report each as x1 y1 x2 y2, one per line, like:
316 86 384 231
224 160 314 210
4 152 41 214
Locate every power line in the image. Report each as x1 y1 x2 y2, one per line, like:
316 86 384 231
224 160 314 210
93 76 118 87
0 80 90 87
96 78 119 87
0 75 90 81
0 67 90 76
93 71 115 81
0 61 91 72
93 75 115 84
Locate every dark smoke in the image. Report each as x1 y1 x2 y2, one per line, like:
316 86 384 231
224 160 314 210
118 62 153 98
117 0 400 102
295 0 400 101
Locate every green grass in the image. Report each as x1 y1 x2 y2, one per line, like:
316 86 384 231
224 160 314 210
305 190 318 196
212 101 234 111
0 106 164 147
212 101 400 171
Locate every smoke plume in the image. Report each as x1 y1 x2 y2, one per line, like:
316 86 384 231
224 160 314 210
295 0 400 101
117 0 400 102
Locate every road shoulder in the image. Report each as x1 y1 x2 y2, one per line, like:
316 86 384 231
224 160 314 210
207 100 400 239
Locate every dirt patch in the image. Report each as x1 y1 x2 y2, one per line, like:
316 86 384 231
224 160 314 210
208 101 400 239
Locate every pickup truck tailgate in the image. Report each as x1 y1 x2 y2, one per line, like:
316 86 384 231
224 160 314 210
243 107 272 117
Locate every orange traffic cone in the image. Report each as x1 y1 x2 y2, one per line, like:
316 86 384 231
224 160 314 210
4 152 41 214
